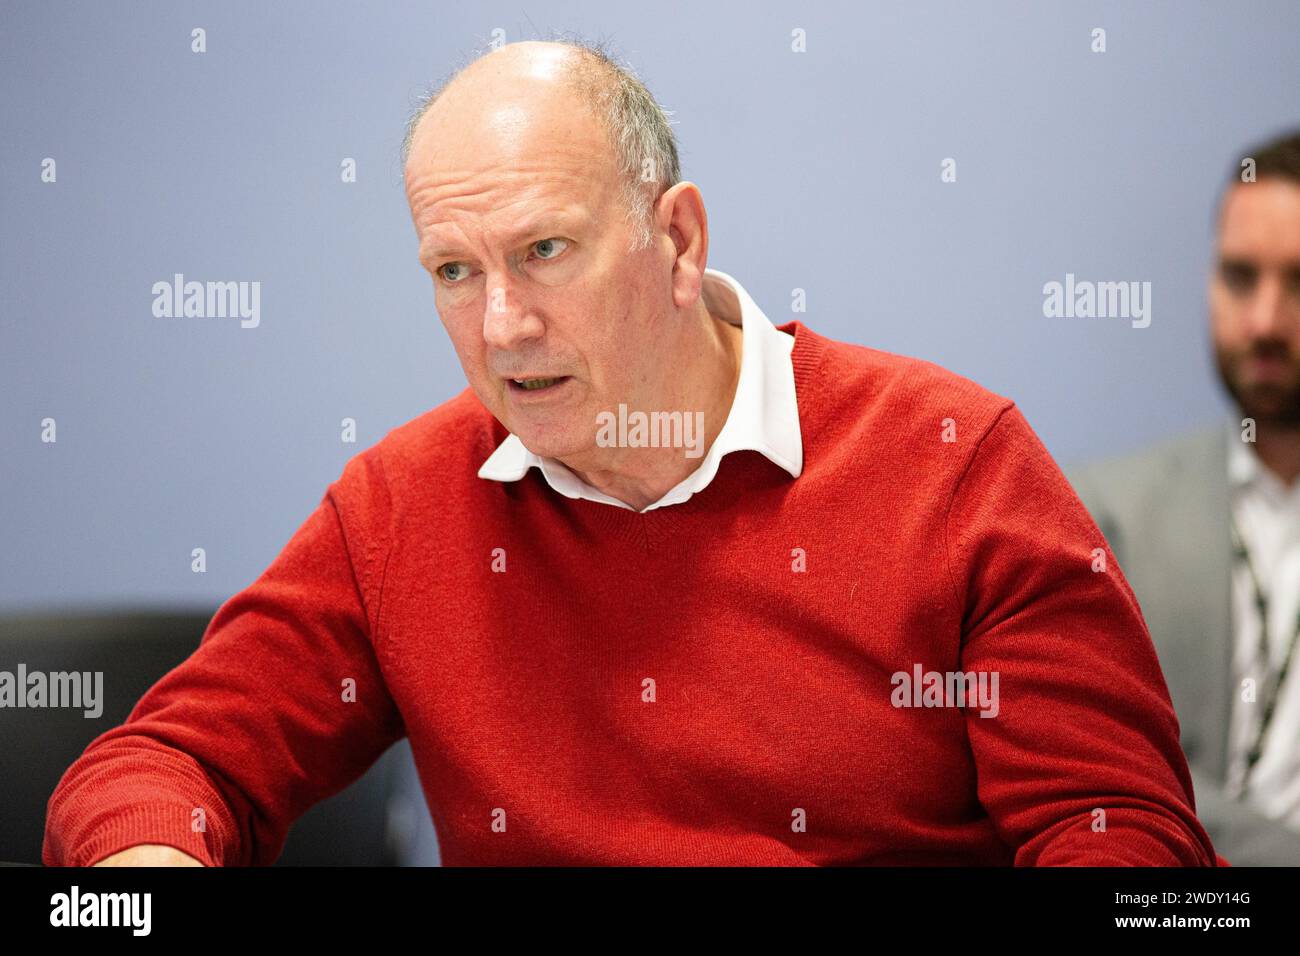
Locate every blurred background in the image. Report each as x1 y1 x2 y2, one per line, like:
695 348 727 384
3 0 1299 865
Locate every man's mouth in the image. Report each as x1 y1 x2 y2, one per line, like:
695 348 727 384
1243 355 1292 380
508 376 570 392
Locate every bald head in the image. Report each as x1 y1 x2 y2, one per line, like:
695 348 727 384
408 43 582 161
407 43 615 227
402 38 680 249
414 41 594 139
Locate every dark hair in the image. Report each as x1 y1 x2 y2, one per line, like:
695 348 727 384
1214 129 1300 230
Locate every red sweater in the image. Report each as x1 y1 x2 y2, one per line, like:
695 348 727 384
43 321 1224 866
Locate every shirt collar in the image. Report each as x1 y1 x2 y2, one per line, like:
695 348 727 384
477 267 803 511
1227 419 1300 508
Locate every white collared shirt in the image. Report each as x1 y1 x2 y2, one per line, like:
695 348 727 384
1224 424 1300 832
477 267 803 512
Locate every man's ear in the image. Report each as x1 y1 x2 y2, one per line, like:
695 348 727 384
657 182 709 310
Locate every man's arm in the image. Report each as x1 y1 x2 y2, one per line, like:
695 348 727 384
1060 466 1125 567
947 404 1219 865
43 451 405 866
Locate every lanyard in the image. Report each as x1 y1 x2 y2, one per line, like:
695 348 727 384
1228 510 1300 792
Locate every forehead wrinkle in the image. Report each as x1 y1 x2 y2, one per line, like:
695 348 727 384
407 93 615 229
408 138 600 205
409 163 609 264
410 163 561 213
414 180 571 243
421 208 591 265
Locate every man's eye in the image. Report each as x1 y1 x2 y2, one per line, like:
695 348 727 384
1221 263 1256 292
437 240 567 283
532 238 568 260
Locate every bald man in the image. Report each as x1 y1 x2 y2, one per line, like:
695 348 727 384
46 39 1224 867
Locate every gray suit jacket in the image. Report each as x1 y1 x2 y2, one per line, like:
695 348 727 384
1066 424 1300 865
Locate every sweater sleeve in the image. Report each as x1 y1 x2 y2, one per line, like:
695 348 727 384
41 451 405 866
946 403 1221 866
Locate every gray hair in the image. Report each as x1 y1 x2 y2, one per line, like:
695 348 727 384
400 34 681 252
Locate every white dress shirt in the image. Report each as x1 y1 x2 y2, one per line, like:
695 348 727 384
1225 425 1300 832
477 267 803 512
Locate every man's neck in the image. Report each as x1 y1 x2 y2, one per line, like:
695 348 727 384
1249 420 1300 488
563 306 744 512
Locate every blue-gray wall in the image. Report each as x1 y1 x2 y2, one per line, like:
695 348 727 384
5 1 1299 608
4 0 1299 862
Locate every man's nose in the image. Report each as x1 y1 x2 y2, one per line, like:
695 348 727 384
481 272 544 351
1245 275 1290 338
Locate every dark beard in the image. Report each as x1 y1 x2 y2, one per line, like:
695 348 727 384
1214 341 1300 427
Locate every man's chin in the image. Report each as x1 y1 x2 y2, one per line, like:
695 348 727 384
1235 386 1300 428
508 422 586 461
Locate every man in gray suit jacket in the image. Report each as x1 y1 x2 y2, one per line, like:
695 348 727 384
1067 130 1300 865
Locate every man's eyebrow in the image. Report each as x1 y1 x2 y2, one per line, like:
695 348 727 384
1217 255 1300 269
420 211 590 264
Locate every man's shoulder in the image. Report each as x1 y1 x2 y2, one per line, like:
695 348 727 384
382 387 499 459
803 326 1016 437
333 387 502 500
